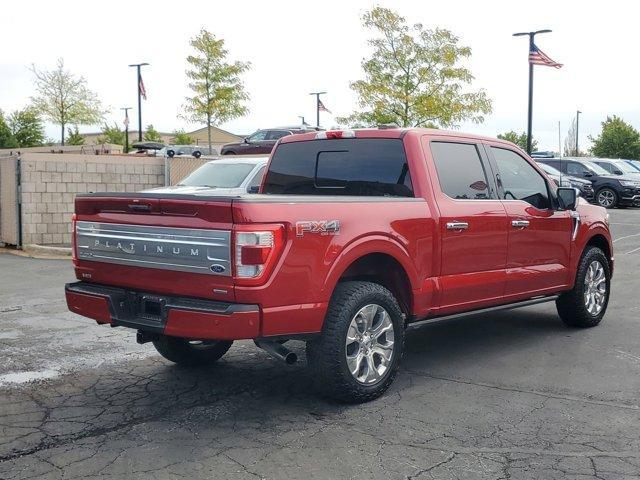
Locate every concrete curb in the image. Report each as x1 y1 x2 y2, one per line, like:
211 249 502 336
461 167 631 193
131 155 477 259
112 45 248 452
20 244 72 259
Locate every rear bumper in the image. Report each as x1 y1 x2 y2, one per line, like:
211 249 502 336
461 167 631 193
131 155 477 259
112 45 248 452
65 282 260 340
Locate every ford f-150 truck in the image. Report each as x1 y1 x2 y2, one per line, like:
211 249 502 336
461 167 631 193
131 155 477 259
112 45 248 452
66 128 613 403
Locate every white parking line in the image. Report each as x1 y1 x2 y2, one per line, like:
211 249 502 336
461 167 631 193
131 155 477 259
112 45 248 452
625 246 640 255
613 232 640 243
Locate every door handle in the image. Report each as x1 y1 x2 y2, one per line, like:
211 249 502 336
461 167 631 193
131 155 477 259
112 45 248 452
446 221 469 231
511 220 530 228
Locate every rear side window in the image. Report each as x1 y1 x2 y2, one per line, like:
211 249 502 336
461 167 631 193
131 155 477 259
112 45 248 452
266 130 290 141
262 139 413 197
430 142 491 200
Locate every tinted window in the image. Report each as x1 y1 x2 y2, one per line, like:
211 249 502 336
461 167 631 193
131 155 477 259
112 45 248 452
179 162 256 188
430 142 491 200
595 161 613 173
263 139 413 197
266 130 290 141
567 161 591 176
492 147 550 209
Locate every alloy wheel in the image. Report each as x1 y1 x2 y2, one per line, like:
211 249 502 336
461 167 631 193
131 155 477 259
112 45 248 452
597 190 615 207
345 304 395 384
584 260 607 316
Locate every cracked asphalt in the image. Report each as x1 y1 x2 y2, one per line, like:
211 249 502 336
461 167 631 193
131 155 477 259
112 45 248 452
1 209 640 479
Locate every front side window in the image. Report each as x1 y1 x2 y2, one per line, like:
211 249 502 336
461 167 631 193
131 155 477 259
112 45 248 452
595 161 613 173
430 142 491 200
249 130 268 142
567 162 591 176
492 147 550 209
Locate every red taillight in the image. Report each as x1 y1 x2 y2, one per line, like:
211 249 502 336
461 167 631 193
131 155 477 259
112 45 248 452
233 224 285 286
71 213 78 264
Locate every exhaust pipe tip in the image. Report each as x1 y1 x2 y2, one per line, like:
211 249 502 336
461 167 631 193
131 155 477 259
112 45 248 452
254 339 298 365
283 351 298 365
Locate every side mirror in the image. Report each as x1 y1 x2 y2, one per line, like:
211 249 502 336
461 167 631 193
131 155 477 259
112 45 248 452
247 185 259 193
243 137 250 144
583 171 593 177
614 170 624 175
557 187 578 210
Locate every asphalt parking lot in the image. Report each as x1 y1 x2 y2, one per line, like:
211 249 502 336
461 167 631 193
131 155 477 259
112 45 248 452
1 209 639 480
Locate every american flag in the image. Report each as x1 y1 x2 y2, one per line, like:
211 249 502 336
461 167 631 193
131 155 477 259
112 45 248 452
318 99 331 113
139 75 147 100
529 43 563 69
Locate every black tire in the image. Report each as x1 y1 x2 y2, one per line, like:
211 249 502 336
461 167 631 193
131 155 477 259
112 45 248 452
556 246 610 328
193 151 202 158
152 335 233 365
166 149 175 158
306 281 405 403
596 188 618 208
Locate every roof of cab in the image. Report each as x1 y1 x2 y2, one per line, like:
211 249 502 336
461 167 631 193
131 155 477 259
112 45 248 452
277 127 517 148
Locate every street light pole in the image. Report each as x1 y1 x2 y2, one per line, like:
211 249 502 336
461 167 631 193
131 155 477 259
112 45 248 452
121 107 132 153
128 63 149 142
513 29 552 154
309 92 327 128
575 110 581 156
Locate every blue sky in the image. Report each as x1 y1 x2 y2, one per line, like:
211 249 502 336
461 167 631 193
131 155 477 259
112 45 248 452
2 0 638 151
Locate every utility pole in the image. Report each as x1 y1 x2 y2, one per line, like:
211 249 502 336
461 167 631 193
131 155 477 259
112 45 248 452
513 29 552 154
128 63 149 142
121 107 132 153
575 110 581 156
309 91 327 128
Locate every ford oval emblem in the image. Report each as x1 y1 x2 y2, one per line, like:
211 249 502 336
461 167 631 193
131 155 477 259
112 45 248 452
210 264 226 273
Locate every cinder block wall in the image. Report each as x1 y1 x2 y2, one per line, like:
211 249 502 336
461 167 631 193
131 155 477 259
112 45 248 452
20 153 165 246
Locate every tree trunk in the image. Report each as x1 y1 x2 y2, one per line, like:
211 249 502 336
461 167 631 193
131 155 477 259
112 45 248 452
61 123 65 146
207 114 212 155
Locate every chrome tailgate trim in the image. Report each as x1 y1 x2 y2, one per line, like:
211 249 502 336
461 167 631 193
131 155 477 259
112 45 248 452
76 221 231 276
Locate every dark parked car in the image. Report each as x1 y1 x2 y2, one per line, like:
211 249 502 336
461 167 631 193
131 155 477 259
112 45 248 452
221 127 320 155
591 158 640 180
539 158 640 208
536 162 595 203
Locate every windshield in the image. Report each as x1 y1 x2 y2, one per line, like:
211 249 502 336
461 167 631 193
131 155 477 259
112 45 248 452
581 161 610 175
613 161 639 174
178 162 256 188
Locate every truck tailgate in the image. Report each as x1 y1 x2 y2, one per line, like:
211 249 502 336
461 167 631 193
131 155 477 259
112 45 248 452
73 193 237 301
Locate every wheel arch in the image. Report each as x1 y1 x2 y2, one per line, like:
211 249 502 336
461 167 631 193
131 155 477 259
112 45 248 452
322 238 418 318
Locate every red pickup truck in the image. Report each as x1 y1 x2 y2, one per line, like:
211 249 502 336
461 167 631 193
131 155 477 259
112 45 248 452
66 128 613 403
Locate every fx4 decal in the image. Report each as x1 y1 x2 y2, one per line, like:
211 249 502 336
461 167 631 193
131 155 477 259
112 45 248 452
295 220 341 237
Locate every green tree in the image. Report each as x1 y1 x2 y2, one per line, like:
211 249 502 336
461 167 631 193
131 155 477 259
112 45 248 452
182 29 250 154
9 107 45 147
30 58 105 145
66 125 85 145
143 124 163 142
97 123 125 145
497 131 537 152
0 110 18 148
589 116 640 160
338 7 491 128
171 129 195 144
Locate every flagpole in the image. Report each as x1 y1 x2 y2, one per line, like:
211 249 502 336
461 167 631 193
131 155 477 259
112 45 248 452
121 107 131 153
309 91 327 128
128 62 149 142
513 30 551 155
